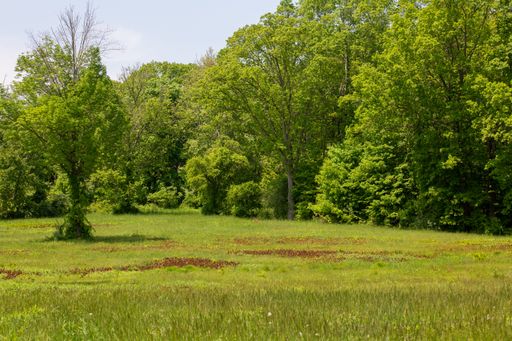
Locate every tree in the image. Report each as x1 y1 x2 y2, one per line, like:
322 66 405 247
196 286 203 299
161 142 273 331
0 86 66 219
117 62 196 199
13 5 125 239
185 144 250 215
194 1 344 219
298 0 395 135
314 0 512 233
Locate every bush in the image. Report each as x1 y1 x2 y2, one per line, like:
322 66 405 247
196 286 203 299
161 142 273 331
311 143 415 226
88 169 138 214
34 193 68 218
147 186 181 209
226 181 261 217
259 158 288 219
295 201 314 220
185 145 250 215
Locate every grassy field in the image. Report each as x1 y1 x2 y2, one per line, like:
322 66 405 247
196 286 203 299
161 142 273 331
1 208 511 340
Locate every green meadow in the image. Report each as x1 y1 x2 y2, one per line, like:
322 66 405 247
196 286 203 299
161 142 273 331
1 209 511 340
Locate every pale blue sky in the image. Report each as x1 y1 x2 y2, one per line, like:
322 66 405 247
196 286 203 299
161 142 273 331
1 0 282 84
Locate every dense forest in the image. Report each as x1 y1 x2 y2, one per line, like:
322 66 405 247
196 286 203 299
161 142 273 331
1 0 511 238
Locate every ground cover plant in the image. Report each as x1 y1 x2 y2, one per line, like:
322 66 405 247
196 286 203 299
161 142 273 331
0 208 511 339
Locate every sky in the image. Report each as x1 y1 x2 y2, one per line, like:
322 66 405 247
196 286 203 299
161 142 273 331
0 0 282 84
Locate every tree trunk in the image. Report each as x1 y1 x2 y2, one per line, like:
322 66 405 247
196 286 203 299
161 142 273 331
60 169 91 239
286 164 295 220
485 139 498 219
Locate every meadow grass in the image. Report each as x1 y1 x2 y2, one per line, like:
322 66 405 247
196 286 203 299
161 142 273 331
1 208 511 339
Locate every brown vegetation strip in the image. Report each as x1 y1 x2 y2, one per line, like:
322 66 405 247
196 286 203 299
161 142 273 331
237 249 337 258
436 243 512 253
233 237 368 246
0 269 23 280
0 249 29 256
236 249 431 262
90 241 179 253
338 250 433 259
10 223 55 229
71 257 238 276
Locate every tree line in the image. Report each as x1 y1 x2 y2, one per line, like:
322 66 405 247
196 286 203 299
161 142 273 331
0 0 511 238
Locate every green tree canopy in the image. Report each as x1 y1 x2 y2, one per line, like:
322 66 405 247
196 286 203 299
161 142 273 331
13 6 125 239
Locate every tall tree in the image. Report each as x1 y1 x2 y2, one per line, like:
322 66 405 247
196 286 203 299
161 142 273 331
299 0 395 137
315 0 512 233
13 5 125 239
117 62 196 197
195 1 343 219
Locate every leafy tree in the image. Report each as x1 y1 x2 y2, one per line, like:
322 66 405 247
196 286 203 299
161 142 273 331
226 181 262 217
117 62 196 200
13 6 125 239
315 0 512 233
185 144 250 215
298 0 396 135
193 1 344 219
87 169 138 214
0 87 64 219
147 186 181 209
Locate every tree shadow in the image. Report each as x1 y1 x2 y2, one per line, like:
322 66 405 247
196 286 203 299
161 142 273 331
91 234 169 243
42 234 168 244
132 207 200 216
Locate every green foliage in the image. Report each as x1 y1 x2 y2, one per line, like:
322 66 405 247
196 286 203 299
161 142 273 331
147 186 182 209
259 158 288 219
88 169 139 214
0 152 45 219
312 0 512 234
312 143 415 226
185 145 250 215
3 0 512 235
0 90 63 219
15 44 126 239
118 62 196 196
226 181 261 217
190 4 349 220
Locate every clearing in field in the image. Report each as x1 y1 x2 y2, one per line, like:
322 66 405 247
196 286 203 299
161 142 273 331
0 209 511 339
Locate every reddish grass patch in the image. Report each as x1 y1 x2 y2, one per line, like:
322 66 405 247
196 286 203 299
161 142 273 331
236 248 431 262
237 249 337 258
71 257 238 276
0 269 23 280
277 237 368 245
0 249 29 256
90 240 179 253
233 237 272 245
11 223 55 229
435 243 512 254
233 236 368 246
339 250 433 260
135 257 236 271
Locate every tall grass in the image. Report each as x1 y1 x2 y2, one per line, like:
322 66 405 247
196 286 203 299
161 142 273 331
0 209 511 339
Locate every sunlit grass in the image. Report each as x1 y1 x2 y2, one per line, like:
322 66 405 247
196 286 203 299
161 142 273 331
1 209 511 339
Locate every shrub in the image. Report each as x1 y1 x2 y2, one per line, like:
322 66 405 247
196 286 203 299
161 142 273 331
147 186 181 209
226 181 261 217
259 158 288 219
185 145 250 215
88 169 138 214
311 143 415 226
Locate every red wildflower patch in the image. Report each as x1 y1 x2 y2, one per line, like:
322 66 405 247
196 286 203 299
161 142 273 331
237 249 337 258
71 257 238 276
0 269 23 280
233 236 369 246
90 240 179 253
276 237 368 245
